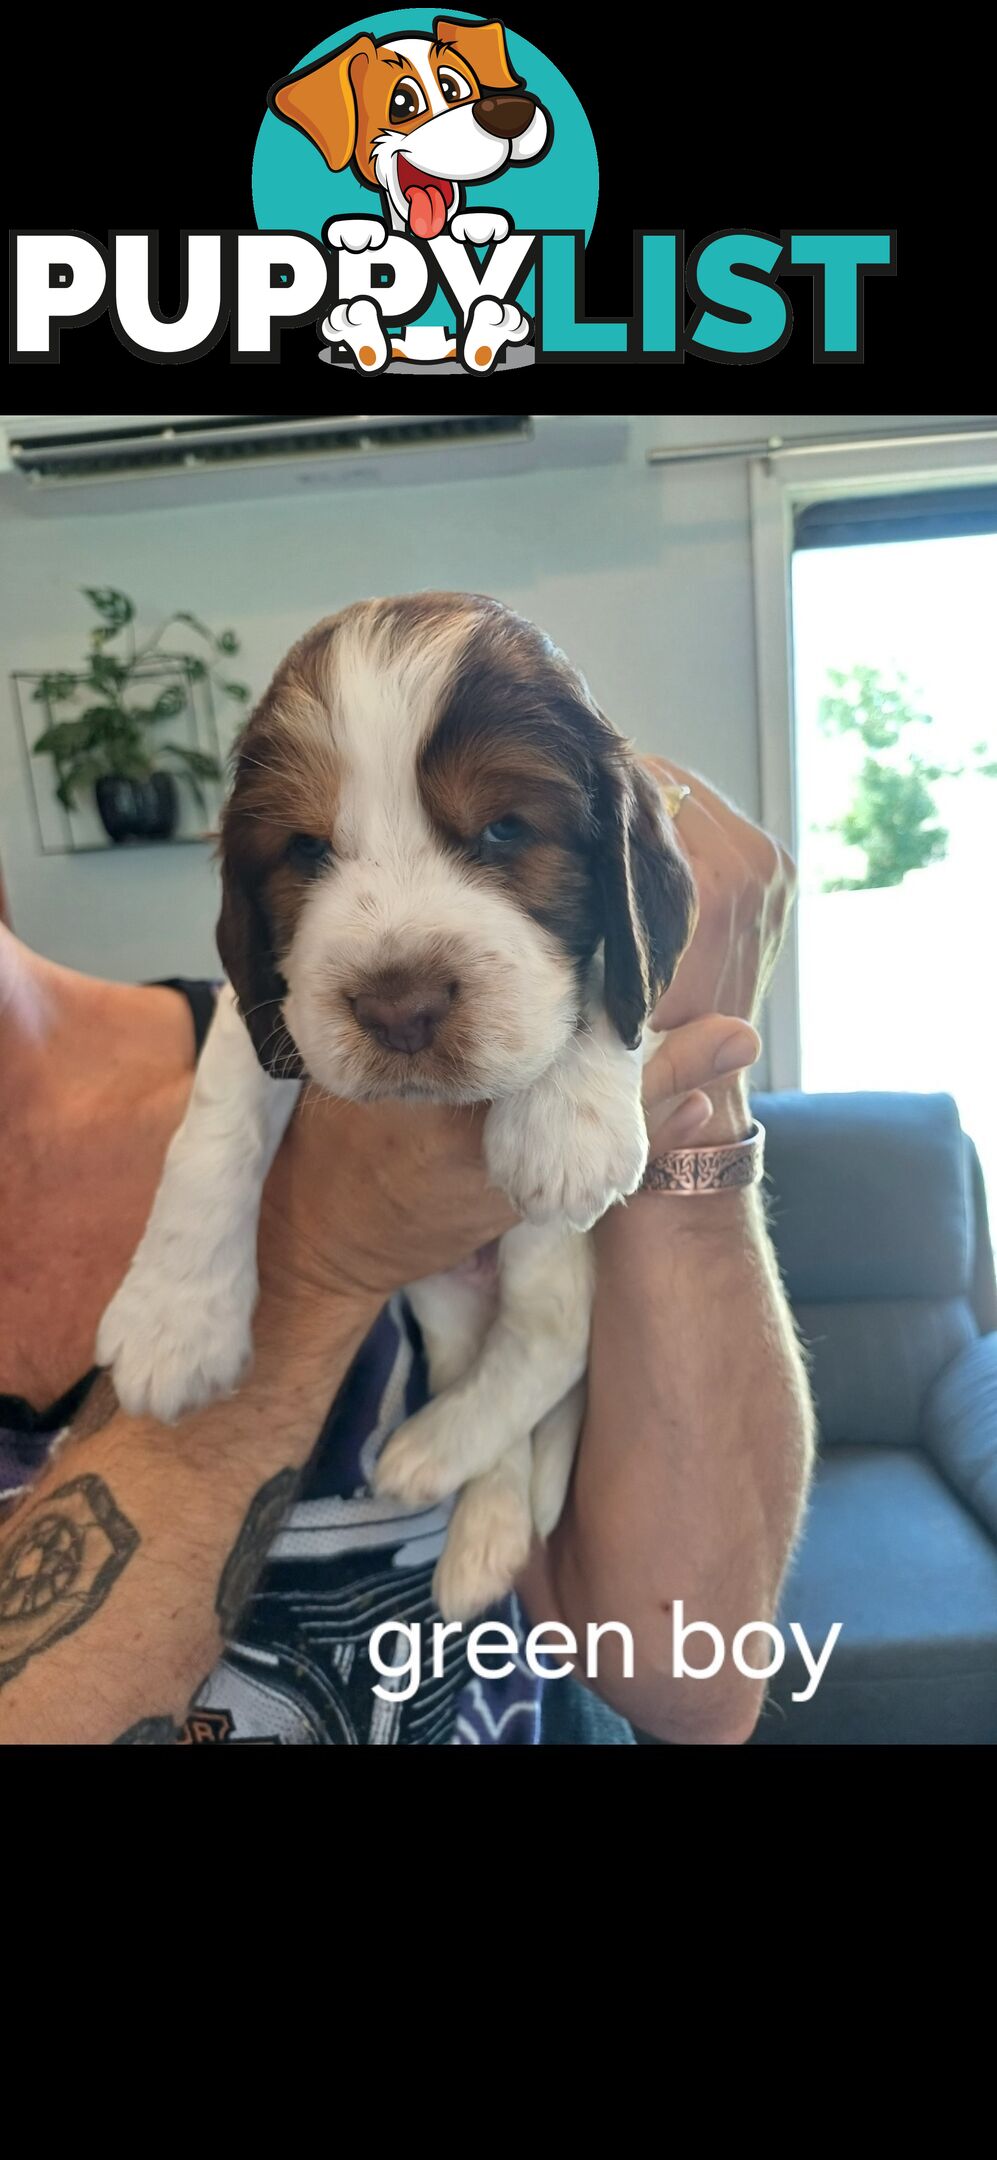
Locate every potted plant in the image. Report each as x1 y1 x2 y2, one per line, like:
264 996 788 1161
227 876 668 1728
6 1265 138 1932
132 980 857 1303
30 587 250 843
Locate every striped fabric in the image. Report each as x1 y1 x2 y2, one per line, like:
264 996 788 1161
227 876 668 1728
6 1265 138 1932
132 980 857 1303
190 1296 544 1744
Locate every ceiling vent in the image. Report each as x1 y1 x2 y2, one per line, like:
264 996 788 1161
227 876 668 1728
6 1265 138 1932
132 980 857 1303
0 413 627 514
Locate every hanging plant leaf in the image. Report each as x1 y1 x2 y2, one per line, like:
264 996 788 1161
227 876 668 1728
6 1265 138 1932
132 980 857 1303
171 609 215 643
31 589 251 832
33 716 93 759
78 703 124 735
146 682 189 721
160 742 222 779
81 587 134 632
31 671 80 705
88 651 128 691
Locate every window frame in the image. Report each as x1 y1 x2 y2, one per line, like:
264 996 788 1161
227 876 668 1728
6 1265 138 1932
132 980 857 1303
749 429 997 1088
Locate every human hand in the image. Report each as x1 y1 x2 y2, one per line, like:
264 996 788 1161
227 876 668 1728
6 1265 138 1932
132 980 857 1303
259 1093 518 1310
641 757 796 1141
262 1016 763 1310
643 1011 761 1150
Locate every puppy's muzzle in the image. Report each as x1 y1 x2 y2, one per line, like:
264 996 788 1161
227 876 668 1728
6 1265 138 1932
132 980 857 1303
474 93 537 140
352 974 457 1055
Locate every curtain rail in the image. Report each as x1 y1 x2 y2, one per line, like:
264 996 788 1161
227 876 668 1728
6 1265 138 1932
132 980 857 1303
646 425 997 467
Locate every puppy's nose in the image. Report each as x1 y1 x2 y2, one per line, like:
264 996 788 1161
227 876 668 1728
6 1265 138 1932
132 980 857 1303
474 92 536 139
353 981 455 1055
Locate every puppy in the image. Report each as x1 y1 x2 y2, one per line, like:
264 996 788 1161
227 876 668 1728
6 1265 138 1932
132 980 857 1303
269 17 551 371
97 595 696 1621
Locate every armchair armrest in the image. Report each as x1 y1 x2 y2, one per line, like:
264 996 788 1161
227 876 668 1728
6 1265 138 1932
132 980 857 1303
921 1335 997 1539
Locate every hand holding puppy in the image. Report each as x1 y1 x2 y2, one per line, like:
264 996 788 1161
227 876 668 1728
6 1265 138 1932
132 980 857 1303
263 1002 765 1312
640 756 796 1144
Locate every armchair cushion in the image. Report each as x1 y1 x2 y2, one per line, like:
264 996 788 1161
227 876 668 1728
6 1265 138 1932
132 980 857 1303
793 1297 976 1447
754 1443 997 1744
751 1091 972 1304
922 1334 997 1540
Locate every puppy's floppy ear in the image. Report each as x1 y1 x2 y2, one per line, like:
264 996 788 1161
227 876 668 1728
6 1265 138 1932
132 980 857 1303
434 16 521 90
595 744 698 1049
268 34 376 172
216 848 304 1081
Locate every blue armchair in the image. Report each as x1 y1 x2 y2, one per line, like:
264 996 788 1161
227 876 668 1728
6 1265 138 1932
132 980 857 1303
748 1091 997 1745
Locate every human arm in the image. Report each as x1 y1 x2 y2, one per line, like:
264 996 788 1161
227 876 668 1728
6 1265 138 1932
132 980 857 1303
519 763 816 1743
0 1097 512 1745
0 989 735 1744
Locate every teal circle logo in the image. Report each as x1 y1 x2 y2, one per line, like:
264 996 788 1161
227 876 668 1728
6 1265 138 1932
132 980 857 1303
252 13 599 365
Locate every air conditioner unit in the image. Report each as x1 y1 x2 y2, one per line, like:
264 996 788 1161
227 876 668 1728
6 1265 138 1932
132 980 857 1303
0 412 629 515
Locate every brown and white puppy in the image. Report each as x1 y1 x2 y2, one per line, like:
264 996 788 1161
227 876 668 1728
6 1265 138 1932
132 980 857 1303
269 18 551 370
98 594 695 1620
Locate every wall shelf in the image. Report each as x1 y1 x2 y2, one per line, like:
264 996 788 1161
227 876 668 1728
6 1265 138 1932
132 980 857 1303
11 657 224 857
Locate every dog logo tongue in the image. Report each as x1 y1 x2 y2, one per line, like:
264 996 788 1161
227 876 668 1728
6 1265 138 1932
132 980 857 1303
407 183 448 239
397 155 453 240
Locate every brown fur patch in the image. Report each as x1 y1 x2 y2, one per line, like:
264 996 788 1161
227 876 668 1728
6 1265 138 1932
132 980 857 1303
416 603 698 1036
418 608 609 971
216 625 346 1074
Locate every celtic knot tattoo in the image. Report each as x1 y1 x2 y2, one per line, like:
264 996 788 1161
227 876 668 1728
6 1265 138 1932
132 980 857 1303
0 1474 139 1689
216 1466 299 1637
113 1715 181 1744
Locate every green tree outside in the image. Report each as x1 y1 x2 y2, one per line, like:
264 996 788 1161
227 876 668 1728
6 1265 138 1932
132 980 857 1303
816 665 997 891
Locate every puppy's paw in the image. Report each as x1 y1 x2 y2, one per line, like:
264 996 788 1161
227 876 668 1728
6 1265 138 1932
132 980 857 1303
96 1264 255 1424
449 209 511 246
485 1084 648 1231
324 215 387 251
321 297 389 372
461 296 530 373
373 1393 473 1509
432 1470 533 1624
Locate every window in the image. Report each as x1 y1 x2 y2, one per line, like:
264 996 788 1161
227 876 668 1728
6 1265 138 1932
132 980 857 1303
791 496 997 1216
750 433 997 1223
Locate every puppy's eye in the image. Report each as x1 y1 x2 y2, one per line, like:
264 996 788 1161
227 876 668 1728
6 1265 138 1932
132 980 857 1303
389 78 426 122
477 815 530 856
287 833 332 873
438 68 472 104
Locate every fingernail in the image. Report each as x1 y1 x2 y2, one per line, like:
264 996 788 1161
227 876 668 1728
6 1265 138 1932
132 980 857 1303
713 1027 759 1075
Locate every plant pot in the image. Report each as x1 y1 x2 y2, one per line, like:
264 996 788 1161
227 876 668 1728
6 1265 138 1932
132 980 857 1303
95 771 179 844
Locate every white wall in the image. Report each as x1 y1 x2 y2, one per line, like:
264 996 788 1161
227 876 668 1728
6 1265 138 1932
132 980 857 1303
0 410 967 983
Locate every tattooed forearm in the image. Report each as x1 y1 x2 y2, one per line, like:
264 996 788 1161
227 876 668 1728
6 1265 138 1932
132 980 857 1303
0 1473 139 1689
111 1663 217 1747
216 1466 300 1637
113 1714 180 1744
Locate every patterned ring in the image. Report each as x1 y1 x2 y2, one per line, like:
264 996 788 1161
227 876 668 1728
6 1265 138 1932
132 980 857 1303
641 1119 766 1195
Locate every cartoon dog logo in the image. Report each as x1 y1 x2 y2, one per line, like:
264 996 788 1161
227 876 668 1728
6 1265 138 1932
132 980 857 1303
268 16 552 371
